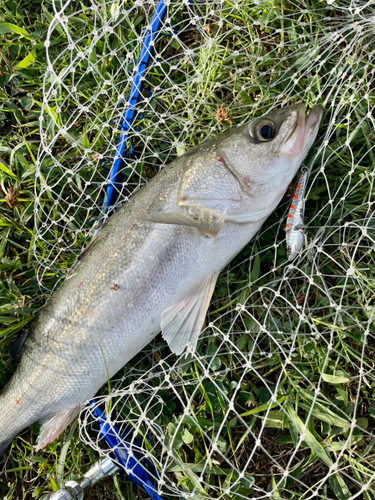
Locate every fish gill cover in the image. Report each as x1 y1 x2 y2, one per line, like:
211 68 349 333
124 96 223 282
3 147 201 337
8 0 375 499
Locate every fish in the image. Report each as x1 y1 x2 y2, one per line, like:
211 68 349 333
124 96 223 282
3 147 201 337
286 165 309 260
0 103 323 454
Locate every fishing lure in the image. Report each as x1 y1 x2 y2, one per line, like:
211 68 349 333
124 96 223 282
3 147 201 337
286 166 308 261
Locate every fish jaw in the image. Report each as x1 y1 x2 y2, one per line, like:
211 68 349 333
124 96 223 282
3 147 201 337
281 104 323 158
265 104 323 197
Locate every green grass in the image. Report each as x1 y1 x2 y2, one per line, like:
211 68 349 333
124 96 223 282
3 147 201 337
1 0 375 499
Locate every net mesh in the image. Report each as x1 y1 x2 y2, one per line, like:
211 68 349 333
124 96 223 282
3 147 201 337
35 1 375 498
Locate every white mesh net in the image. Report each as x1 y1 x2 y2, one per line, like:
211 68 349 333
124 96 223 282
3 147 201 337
35 1 375 499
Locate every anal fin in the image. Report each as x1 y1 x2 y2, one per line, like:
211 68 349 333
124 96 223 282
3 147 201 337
36 406 80 451
161 272 218 356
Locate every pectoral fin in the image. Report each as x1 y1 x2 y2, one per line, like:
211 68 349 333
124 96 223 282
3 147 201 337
36 406 80 450
147 209 226 238
161 272 218 356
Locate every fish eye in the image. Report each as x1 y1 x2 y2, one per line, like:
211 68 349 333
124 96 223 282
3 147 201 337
251 119 276 142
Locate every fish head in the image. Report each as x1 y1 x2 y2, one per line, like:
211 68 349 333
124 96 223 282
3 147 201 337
225 104 323 202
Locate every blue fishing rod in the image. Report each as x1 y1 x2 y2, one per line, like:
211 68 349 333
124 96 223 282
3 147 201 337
92 404 164 500
102 0 168 217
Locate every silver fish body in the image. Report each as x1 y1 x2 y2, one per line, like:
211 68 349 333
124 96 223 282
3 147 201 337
0 104 322 453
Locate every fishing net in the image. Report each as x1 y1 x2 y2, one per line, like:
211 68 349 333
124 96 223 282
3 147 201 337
35 0 375 498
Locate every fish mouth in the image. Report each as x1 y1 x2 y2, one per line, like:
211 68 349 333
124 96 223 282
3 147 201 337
282 104 323 157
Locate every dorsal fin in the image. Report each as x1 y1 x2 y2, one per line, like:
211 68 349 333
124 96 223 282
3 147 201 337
78 234 99 261
78 218 110 261
10 329 29 363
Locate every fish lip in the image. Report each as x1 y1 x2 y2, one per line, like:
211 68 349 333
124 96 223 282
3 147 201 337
304 105 324 141
282 105 323 157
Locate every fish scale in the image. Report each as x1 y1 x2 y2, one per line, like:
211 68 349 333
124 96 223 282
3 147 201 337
0 104 322 454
